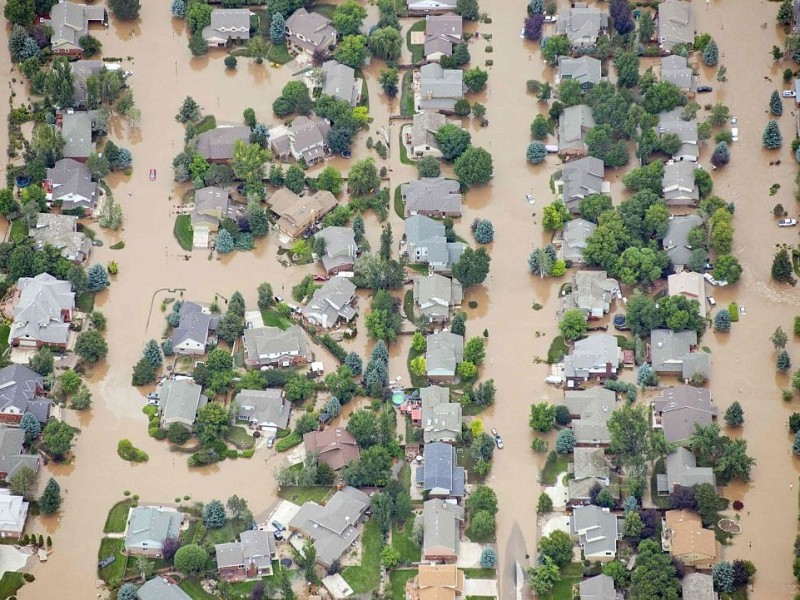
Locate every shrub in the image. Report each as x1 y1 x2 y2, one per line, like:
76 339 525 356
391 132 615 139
473 219 494 243
117 439 148 462
480 546 497 568
224 55 237 69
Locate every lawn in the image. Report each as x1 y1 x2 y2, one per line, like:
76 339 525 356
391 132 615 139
540 453 568 486
194 114 217 135
388 569 416 600
400 70 415 117
227 563 280 599
174 214 193 251
462 568 497 579
179 578 217 600
391 522 420 565
202 518 249 546
267 42 293 64
0 572 25 598
0 324 9 355
398 133 413 165
312 3 337 19
407 345 427 389
406 20 426 63
275 430 302 452
278 486 332 505
403 289 415 323
261 308 291 330
76 291 95 313
549 562 582 600
97 537 127 583
224 425 255 450
9 219 28 242
342 519 383 593
394 185 406 218
103 498 135 533
546 335 569 364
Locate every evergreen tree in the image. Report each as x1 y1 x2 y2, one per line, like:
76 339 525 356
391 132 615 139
772 246 793 282
216 229 235 254
724 401 744 427
770 90 783 116
714 309 732 332
794 431 800 454
530 0 543 14
143 339 163 367
712 561 736 593
555 429 575 454
87 264 109 291
763 120 783 149
711 142 730 167
171 0 186 18
270 13 286 44
778 0 793 25
109 0 141 20
702 40 719 66
20 413 41 442
527 142 547 164
778 349 792 372
39 478 62 514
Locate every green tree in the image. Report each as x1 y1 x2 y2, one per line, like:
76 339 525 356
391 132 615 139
615 52 640 88
530 114 549 140
174 544 208 575
194 402 229 446
29 346 54 376
542 34 570 65
332 0 367 36
4 0 35 26
109 0 141 20
630 539 680 600
778 350 792 372
464 67 488 93
638 11 655 43
714 309 732 332
186 1 212 33
39 477 62 514
416 156 441 178
79 35 102 58
603 561 630 589
779 0 794 24
773 246 793 282
615 246 668 286
763 120 783 149
231 140 269 190
143 339 163 367
379 68 399 97
622 160 664 195
452 247 491 287
559 308 587 341
75 330 108 363
454 147 493 186
334 34 368 69
365 290 402 342
455 0 479 20
45 57 75 109
770 89 784 116
19 413 41 443
270 12 286 43
578 194 613 223
203 499 227 528
348 158 380 196
369 27 403 62
584 211 628 271
528 555 561 596
42 420 73 461
542 200 570 231
557 78 582 107
87 263 109 291
529 402 556 432
9 466 38 500
555 429 575 454
316 166 343 195
724 401 744 427
436 124 472 161
539 530 573 568
702 39 719 66
772 326 789 349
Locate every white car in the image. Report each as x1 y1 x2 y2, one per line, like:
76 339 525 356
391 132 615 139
730 117 737 125
731 128 739 142
519 27 525 38
778 218 798 227
525 194 534 204
783 90 796 98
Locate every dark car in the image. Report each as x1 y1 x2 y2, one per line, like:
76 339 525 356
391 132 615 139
98 555 116 569
697 86 713 93
272 520 286 532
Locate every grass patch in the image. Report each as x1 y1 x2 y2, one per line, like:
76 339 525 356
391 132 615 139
275 430 302 452
547 335 569 364
462 568 497 579
103 499 134 533
400 70 415 117
0 572 26 598
551 562 582 600
407 345 427 389
9 219 28 242
406 20 426 63
261 308 291 330
224 425 255 450
394 0 407 16
76 291 95 313
357 71 369 109
650 457 670 509
179 578 217 600
403 289 415 324
194 115 217 135
174 214 193 251
97 537 127 583
398 133 413 165
389 569 417 600
342 519 383 592
110 240 125 250
614 335 635 351
392 522 420 565
540 453 568 486
202 519 250 546
267 42 292 65
394 185 406 218
227 563 281 599
0 324 9 355
408 263 428 274
312 3 337 19
278 486 332 505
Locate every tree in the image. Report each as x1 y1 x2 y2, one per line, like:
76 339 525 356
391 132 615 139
45 57 75 109
714 309 732 332
528 555 561 596
779 0 794 24
623 510 645 542
270 12 286 44
79 34 102 58
174 544 208 575
772 246 793 282
724 401 744 427
464 67 488 93
711 141 730 167
468 509 495 539
530 114 549 140
379 68 399 97
524 14 544 41
117 583 138 600
615 52 640 88
365 291 402 342
109 0 141 20
416 156 441 178
713 561 736 594
9 466 37 501
194 402 229 445
203 500 227 528
559 309 587 341
316 166 343 195
473 220 494 244
480 547 497 568
215 229 235 255
555 429 575 454
637 363 658 388
142 339 163 368
525 141 547 165
369 27 403 62
284 165 306 194
39 478 62 514
763 120 783 149
702 39 719 66
4 0 35 26
536 492 553 514
42 420 73 461
348 158 380 196
615 246 668 286
610 0 634 34
334 34 368 69
333 0 367 36
542 34 570 64
454 147 493 186
772 326 789 349
28 346 54 376
176 96 200 123
455 0 479 20
539 530 573 568
87 263 109 292
630 539 680 600
436 124 472 161
19 413 41 443
75 330 108 363
529 402 556 433
607 404 651 467
541 200 570 231
186 1 212 33
71 385 92 410
770 89 784 117
452 247 491 287
778 350 792 372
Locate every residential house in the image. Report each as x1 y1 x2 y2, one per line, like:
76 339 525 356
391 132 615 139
405 214 465 273
123 506 184 557
560 156 607 213
426 331 464 382
409 111 448 159
158 379 207 429
171 302 214 356
285 8 337 57
269 116 331 165
70 61 104 108
419 385 462 443
682 573 717 600
407 0 458 16
558 105 595 156
668 271 707 318
570 505 621 562
416 441 465 498
288 486 370 567
0 427 40 480
137 576 193 600
235 389 291 436
44 158 99 214
418 63 465 113
580 574 621 600
656 447 716 495
663 214 704 271
563 387 617 445
661 55 697 93
10 273 74 350
202 9 251 47
424 14 463 61
650 329 710 380
0 364 49 425
662 509 717 568
46 1 106 57
195 126 251 163
658 0 695 52
662 161 700 206
558 4 608 47
406 563 464 600
31 213 91 263
191 187 234 248
321 61 360 106
569 447 610 506
60 111 95 160
215 529 276 582
402 177 462 218
413 273 463 323
653 386 717 444
558 56 602 90
0 490 29 540
301 277 357 329
269 188 337 238
422 499 464 562
658 109 698 162
564 335 621 384
563 269 620 317
315 226 357 275
303 428 360 471
557 218 597 265
242 325 312 368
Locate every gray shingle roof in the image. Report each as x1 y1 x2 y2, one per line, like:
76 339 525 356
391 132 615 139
420 385 461 443
235 389 290 430
658 0 695 51
563 387 617 444
171 302 211 350
419 64 464 111
558 5 608 45
558 56 602 87
70 61 104 108
417 442 465 497
661 55 696 91
658 108 698 160
137 577 192 600
561 156 605 211
10 273 74 347
61 112 94 158
315 226 357 273
215 529 275 571
46 1 105 53
124 507 183 553
425 331 464 378
650 329 709 380
31 213 91 263
570 505 620 559
422 499 463 556
0 427 39 478
192 187 233 229
285 8 337 54
321 61 358 106
562 271 620 318
660 447 715 493
202 9 251 43
402 177 462 217
559 105 595 153
654 386 717 443
662 215 703 268
411 111 447 151
413 274 462 322
681 572 715 600
302 277 357 328
580 574 619 600
0 364 45 417
159 379 206 427
196 126 251 161
243 325 311 366
424 14 462 57
573 447 609 480
45 158 98 212
662 162 699 206
561 219 597 263
405 215 464 270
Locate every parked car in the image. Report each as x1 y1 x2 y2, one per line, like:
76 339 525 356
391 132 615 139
98 556 116 569
147 398 159 406
783 90 797 98
267 436 275 449
274 295 284 304
697 86 713 93
313 274 329 281
491 428 504 449
779 218 798 227
730 117 737 125
272 520 286 532
544 15 557 23
706 296 716 307
147 392 159 400
731 127 739 142
149 168 156 181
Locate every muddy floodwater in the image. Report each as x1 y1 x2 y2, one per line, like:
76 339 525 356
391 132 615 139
1 0 799 598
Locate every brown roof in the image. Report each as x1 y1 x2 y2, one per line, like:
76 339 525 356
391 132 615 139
269 188 338 238
303 428 359 471
664 510 717 561
413 564 464 600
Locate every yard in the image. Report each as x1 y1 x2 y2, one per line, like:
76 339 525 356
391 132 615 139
405 20 426 64
462 568 497 579
278 486 332 505
540 452 569 486
388 569 416 600
400 70 415 117
261 308 292 330
398 132 413 165
342 519 383 593
179 578 217 600
103 498 135 533
76 291 95 313
0 572 26 598
227 563 281 599
402 289 415 323
202 518 250 546
391 522 420 565
549 562 582 600
394 185 406 219
546 336 569 364
173 214 193 251
0 324 9 355
407 345 427 389
194 114 217 135
224 425 255 450
267 42 293 65
9 219 28 242
97 537 127 584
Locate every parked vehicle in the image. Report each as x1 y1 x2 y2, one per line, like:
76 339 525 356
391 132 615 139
783 90 796 98
272 520 286 532
697 86 713 93
149 168 156 181
706 296 716 307
778 218 798 227
98 556 116 569
313 274 329 281
267 436 275 449
147 392 159 400
147 398 159 406
731 128 739 142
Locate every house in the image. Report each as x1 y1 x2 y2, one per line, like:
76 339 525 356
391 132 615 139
269 116 331 165
558 4 609 47
579 574 621 600
662 509 717 568
563 388 617 445
657 447 716 495
0 490 29 540
406 563 464 600
288 486 370 567
653 386 717 444
304 428 360 471
315 226 357 274
195 126 251 162
31 213 92 264
407 0 458 15
560 156 606 213
661 55 697 93
0 365 49 425
405 215 465 272
663 215 704 271
563 335 621 384
426 331 464 382
650 329 710 380
402 177 462 218
662 162 700 206
269 188 337 239
285 8 338 57
192 187 234 248
215 529 276 582
70 61 104 109
558 105 595 156
418 63 465 113
45 1 106 57
242 325 312 368
413 274 463 323
561 271 621 318
569 476 608 507
422 499 464 562
557 218 597 265
301 277 357 329
416 442 465 498
424 14 463 61
321 61 360 106
420 385 462 443
158 379 207 429
658 0 695 52
123 506 184 557
60 111 95 159
137 576 193 600
235 389 291 435
202 9 251 47
659 109 698 162
569 448 610 506
558 56 602 90
668 271 707 318
682 573 717 600
171 302 214 356
44 158 99 214
0 427 40 480
10 273 74 350
570 505 621 562
409 111 448 159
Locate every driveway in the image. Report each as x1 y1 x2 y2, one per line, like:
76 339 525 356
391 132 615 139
0 545 30 573
544 471 569 508
455 541 484 568
264 500 300 530
463 578 498 597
